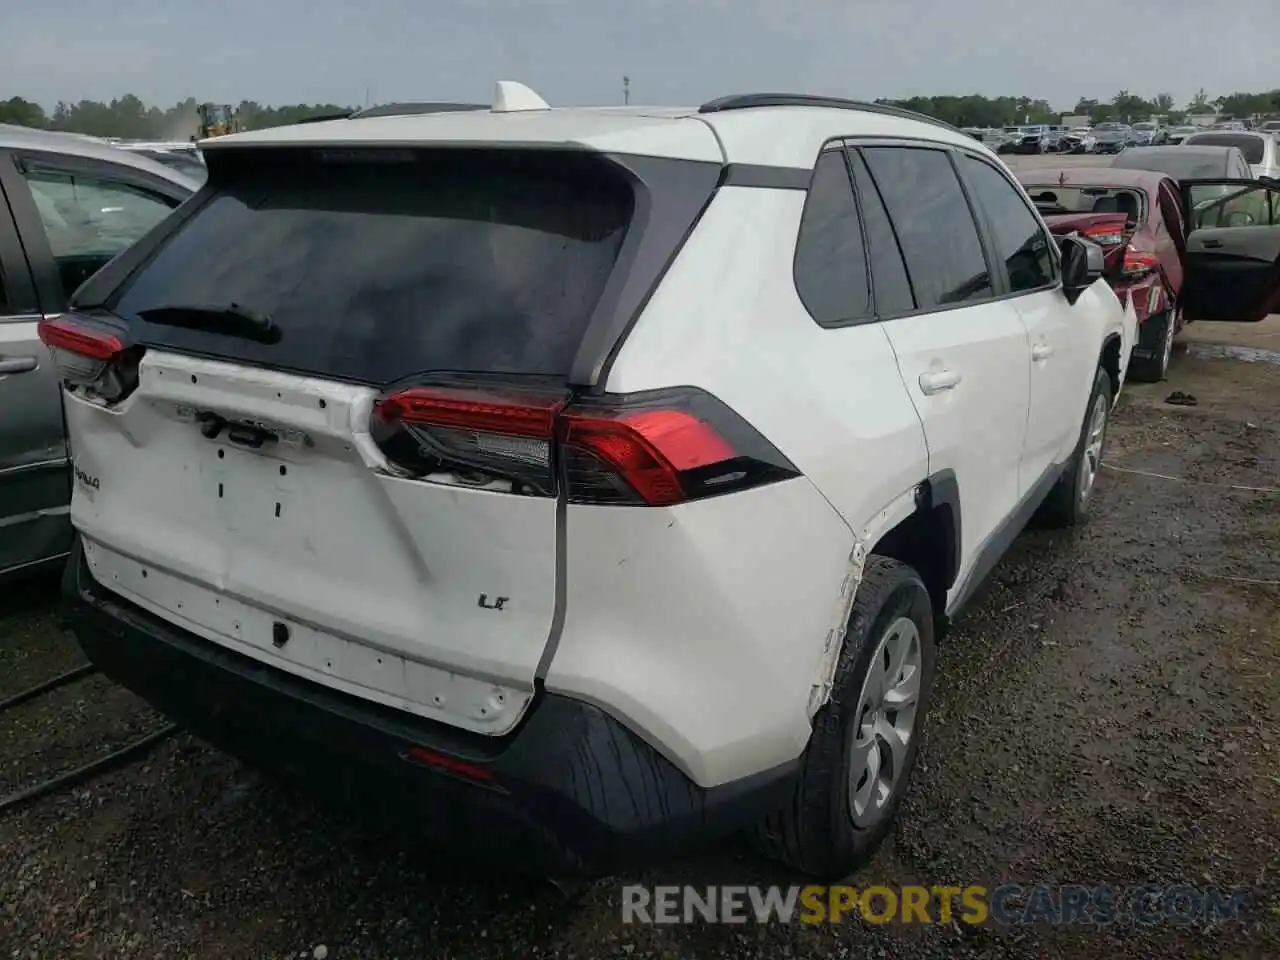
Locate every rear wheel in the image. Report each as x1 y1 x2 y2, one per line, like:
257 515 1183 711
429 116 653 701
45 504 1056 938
1037 365 1112 528
752 556 935 880
1129 308 1177 383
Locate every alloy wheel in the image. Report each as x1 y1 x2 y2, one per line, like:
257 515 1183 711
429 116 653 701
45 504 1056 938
848 616 922 827
1079 393 1109 502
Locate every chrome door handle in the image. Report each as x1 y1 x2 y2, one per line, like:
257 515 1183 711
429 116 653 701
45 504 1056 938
0 355 38 375
1032 343 1054 361
918 369 962 395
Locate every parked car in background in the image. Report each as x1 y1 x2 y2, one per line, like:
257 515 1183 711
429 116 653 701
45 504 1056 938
1180 130 1280 180
1166 125 1199 145
1062 128 1097 153
1131 122 1167 146
48 87 1141 880
1111 144 1254 181
1044 126 1068 152
1013 124 1051 154
1093 122 1135 154
1260 120 1280 135
995 127 1024 154
0 124 196 583
1018 168 1187 382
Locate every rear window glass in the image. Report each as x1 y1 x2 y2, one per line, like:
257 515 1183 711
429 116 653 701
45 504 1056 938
1184 133 1264 164
109 150 633 384
1111 150 1227 179
1022 186 1146 222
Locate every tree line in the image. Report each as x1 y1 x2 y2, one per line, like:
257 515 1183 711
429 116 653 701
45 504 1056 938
3 88 1279 140
0 95 352 140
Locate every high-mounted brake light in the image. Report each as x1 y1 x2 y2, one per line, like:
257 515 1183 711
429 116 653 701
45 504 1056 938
37 313 141 403
370 382 799 506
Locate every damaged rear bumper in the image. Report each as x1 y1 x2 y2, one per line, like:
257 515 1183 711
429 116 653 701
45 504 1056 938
62 541 798 875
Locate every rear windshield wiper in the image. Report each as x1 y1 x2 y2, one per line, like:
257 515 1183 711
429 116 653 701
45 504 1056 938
136 302 281 344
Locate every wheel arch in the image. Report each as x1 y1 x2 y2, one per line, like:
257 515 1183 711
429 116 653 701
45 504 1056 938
868 469 961 623
1100 332 1122 400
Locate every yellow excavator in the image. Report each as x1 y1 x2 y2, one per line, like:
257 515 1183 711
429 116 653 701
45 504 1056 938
196 103 239 140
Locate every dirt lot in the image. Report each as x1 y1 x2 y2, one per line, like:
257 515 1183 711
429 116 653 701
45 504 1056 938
3 331 1279 953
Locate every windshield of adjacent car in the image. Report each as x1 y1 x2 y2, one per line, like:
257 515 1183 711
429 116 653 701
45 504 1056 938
1021 185 1146 224
1095 123 1127 131
1184 133 1265 164
1133 123 1156 131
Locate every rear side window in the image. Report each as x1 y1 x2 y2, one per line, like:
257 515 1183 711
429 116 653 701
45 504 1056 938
793 150 870 324
862 147 993 309
847 151 915 315
959 156 1056 293
1186 133 1264 164
109 150 634 385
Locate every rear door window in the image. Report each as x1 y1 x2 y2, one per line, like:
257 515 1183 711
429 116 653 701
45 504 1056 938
861 146 993 309
108 150 635 385
959 155 1057 293
846 151 915 315
23 167 179 300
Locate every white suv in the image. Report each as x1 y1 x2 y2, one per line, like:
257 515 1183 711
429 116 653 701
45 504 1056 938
47 84 1137 879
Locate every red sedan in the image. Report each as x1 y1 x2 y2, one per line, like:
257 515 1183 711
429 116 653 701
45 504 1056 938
1016 167 1186 382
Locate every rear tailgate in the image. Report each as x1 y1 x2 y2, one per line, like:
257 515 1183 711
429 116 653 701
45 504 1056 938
60 147 643 735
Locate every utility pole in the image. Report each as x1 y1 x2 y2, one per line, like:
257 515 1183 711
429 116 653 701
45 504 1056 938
623 76 630 106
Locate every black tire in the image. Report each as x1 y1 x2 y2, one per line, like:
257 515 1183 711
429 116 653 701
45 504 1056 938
1037 365 1113 528
1128 309 1176 383
751 556 936 881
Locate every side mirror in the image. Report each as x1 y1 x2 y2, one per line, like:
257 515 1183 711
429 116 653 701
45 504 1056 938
1059 236 1105 305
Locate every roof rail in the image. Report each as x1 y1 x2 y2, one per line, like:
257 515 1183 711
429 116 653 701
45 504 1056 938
348 102 487 119
697 94 958 132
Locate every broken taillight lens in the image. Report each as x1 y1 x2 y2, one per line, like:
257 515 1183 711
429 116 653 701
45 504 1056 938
370 381 799 506
37 313 142 403
1083 223 1125 247
1121 248 1159 280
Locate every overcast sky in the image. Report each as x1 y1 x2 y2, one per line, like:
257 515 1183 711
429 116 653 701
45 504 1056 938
5 0 1277 111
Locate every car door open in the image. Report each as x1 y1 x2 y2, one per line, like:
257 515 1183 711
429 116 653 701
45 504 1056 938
1179 179 1280 322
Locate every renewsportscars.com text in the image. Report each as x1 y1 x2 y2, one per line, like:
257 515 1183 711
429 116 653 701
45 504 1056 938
621 884 1251 926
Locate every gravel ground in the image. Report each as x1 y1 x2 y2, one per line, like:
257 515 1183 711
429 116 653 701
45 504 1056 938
2 339 1278 959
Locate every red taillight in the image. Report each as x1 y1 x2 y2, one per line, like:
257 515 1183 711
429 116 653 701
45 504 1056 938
371 383 798 506
1083 224 1125 247
37 315 125 361
1121 248 1159 279
36 313 140 403
559 408 736 506
374 386 564 438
